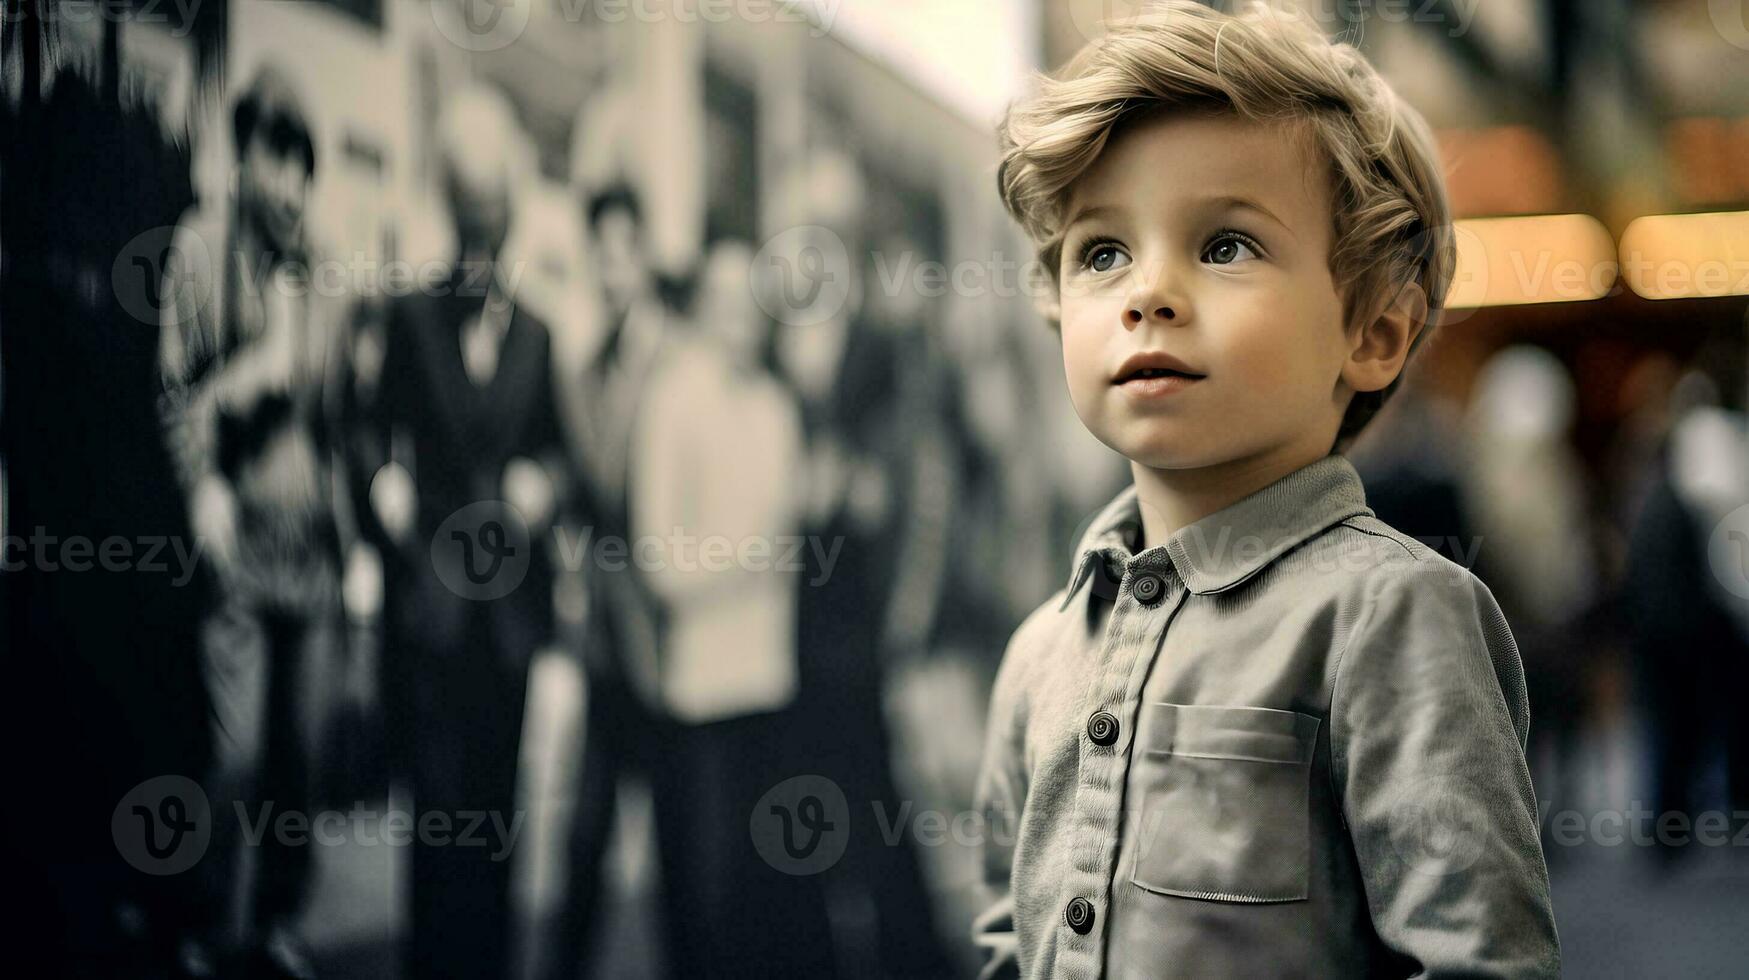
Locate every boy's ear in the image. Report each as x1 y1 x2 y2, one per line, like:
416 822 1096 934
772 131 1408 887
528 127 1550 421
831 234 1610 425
1343 280 1429 395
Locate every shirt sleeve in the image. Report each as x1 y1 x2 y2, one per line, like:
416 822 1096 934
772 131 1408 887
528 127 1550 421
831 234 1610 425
1331 562 1562 978
970 617 1036 980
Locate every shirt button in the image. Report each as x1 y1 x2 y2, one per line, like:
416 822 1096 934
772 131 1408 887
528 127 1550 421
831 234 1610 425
1064 896 1095 934
1086 710 1119 746
1132 571 1165 605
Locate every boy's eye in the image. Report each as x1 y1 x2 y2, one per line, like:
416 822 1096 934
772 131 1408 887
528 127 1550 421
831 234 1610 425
1203 233 1261 265
1084 242 1130 273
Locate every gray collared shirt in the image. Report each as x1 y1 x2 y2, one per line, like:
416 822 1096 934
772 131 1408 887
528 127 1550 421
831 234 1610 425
971 453 1560 979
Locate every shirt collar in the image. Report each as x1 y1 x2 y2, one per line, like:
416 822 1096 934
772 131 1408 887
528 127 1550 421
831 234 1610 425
1060 452 1374 608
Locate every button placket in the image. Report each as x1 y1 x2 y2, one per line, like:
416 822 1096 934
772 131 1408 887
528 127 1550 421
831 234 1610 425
1061 561 1181 978
1060 565 1183 979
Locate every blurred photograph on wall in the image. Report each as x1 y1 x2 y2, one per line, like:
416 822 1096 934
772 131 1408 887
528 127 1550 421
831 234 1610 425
3 2 1747 978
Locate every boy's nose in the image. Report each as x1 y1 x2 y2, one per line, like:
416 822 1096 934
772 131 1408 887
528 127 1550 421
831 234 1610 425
1123 265 1188 327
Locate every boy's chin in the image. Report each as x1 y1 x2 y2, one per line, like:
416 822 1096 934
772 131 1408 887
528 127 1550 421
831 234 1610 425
1102 433 1216 472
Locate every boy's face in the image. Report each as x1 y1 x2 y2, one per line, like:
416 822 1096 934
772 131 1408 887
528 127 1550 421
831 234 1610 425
1057 111 1355 473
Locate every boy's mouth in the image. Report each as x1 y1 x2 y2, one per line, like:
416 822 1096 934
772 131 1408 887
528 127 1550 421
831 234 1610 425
1112 351 1207 385
1117 367 1203 381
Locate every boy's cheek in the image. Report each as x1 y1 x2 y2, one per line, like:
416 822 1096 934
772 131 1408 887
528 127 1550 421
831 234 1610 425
1057 316 1102 367
1059 357 1125 433
1062 347 1117 409
1058 300 1125 359
1060 360 1106 419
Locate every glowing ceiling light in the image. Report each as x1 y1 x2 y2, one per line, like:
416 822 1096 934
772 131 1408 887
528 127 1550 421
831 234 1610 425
1619 211 1749 300
1446 214 1617 309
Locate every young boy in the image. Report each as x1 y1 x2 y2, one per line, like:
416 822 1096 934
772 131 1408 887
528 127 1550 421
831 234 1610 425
973 4 1560 978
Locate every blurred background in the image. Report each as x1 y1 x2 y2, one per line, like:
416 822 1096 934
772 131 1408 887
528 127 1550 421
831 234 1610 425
2 1 1747 977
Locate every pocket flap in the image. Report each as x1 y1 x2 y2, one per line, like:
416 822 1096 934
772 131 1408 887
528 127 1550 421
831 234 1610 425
1143 703 1321 764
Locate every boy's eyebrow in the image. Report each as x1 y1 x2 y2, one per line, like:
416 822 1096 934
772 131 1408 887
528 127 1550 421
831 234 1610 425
1206 194 1299 242
1063 196 1300 241
1062 203 1121 232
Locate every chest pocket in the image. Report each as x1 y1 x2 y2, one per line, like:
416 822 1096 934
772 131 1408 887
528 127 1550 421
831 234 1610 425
1129 702 1321 903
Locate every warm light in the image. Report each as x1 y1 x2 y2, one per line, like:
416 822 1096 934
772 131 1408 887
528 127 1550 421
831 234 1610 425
1619 211 1749 300
1446 214 1617 308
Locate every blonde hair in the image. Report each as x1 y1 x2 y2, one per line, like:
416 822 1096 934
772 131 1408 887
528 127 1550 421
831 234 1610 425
997 1 1454 446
